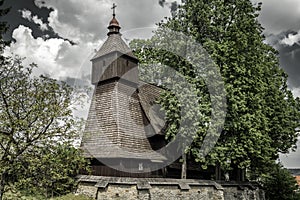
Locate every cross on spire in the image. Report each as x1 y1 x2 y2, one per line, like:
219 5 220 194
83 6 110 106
107 3 120 36
112 3 117 17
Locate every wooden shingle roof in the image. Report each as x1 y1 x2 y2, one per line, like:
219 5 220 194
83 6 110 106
81 80 166 161
91 34 137 61
82 13 165 162
138 82 166 135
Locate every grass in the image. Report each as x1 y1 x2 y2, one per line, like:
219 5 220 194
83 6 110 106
50 194 93 200
3 192 93 200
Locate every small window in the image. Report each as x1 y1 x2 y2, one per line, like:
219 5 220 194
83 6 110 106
138 163 143 171
126 60 129 66
103 60 106 66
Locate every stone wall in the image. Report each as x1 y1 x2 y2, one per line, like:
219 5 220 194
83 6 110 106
76 175 265 200
223 186 265 200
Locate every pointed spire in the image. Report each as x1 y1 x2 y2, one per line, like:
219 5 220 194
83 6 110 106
108 3 121 36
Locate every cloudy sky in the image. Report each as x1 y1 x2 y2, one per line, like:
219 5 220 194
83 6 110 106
1 0 300 168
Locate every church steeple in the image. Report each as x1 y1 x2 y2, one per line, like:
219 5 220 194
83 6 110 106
90 3 138 85
107 3 121 36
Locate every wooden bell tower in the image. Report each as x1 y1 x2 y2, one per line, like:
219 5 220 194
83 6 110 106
90 3 138 86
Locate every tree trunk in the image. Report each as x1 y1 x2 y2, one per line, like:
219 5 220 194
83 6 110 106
0 172 7 200
0 189 3 200
0 188 3 200
215 163 221 180
181 153 187 179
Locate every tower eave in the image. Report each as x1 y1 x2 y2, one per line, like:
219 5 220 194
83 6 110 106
91 33 137 61
90 50 138 62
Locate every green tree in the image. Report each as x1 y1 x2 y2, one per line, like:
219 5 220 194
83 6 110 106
0 57 88 199
0 1 88 199
131 0 300 178
131 35 224 179
14 144 88 198
262 163 300 200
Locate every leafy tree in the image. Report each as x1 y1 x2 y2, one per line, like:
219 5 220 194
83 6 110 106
131 0 300 178
0 57 88 199
15 144 88 198
262 163 300 200
131 35 224 179
0 1 88 199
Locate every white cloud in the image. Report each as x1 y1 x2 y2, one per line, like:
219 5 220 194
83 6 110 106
279 139 300 168
7 0 172 117
5 25 97 81
36 0 112 43
281 31 300 46
21 9 32 20
292 87 300 98
32 15 48 31
6 0 171 86
35 0 171 43
21 9 49 31
5 0 171 81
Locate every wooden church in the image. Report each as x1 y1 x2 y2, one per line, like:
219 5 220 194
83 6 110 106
80 5 244 181
80 6 169 178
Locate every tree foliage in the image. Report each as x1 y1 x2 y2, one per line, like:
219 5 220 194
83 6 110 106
262 163 300 200
131 0 300 178
0 56 89 199
14 144 88 198
0 1 89 199
0 54 88 199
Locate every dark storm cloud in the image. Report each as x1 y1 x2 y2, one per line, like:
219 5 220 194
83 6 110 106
279 44 300 88
252 0 300 91
159 0 179 14
257 0 300 35
0 0 73 43
266 31 300 89
263 30 300 89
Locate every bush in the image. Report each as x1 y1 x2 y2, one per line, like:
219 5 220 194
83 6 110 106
50 193 93 200
262 163 300 200
3 190 92 200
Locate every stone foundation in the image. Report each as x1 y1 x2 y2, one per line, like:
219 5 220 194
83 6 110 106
76 175 265 200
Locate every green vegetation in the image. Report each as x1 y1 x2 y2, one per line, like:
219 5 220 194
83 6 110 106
262 164 300 200
131 0 300 179
0 0 299 198
0 55 89 199
50 194 93 200
0 1 89 199
3 190 93 200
